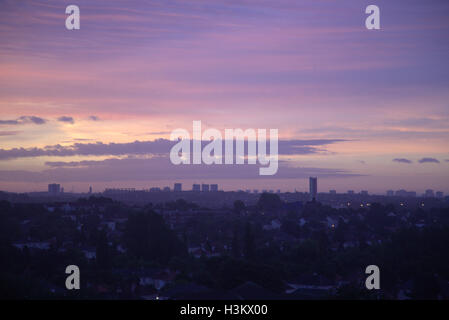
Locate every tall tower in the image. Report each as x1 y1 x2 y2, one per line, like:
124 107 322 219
309 177 317 201
48 183 60 194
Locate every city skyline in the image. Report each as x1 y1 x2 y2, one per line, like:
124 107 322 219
1 0 449 193
39 179 445 198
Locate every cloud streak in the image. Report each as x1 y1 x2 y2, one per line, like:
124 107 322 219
393 158 413 164
57 116 75 124
418 157 440 164
89 115 100 121
0 116 46 125
0 156 362 182
0 131 21 136
0 138 345 160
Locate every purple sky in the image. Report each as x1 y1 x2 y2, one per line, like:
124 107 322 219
0 0 448 194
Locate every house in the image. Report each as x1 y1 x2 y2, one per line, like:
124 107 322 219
188 246 203 258
101 220 116 231
326 216 338 228
231 282 280 300
263 219 282 231
13 241 51 250
139 270 177 290
82 248 96 259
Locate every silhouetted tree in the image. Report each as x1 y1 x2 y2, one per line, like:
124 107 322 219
243 222 255 259
231 230 241 258
257 193 282 212
96 229 111 269
233 200 245 214
124 210 187 263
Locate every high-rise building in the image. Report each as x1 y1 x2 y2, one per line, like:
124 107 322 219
309 177 317 200
89 186 92 194
210 184 218 192
436 191 444 198
48 183 60 194
394 189 416 197
347 190 355 195
174 183 182 192
387 190 394 196
201 184 210 192
424 189 434 198
192 184 201 192
329 190 337 195
408 191 417 197
163 187 170 192
360 190 369 196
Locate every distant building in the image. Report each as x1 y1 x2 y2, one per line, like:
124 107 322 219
89 186 92 194
48 183 60 194
387 190 394 196
436 191 444 198
192 184 201 192
174 183 182 192
329 190 337 195
253 189 259 194
347 190 355 195
395 189 416 197
210 184 218 192
424 189 434 198
309 177 317 200
201 184 210 192
150 187 161 192
104 188 136 194
163 187 170 192
360 190 369 196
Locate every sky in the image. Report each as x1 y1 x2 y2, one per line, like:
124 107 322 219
0 0 448 194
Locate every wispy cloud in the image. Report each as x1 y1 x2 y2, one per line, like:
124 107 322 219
0 156 362 182
0 116 46 125
147 131 171 135
0 139 345 160
0 131 21 136
89 115 100 121
393 158 413 164
57 116 75 124
384 117 449 130
418 157 440 164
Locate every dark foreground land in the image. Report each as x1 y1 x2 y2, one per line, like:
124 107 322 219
1 191 449 300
